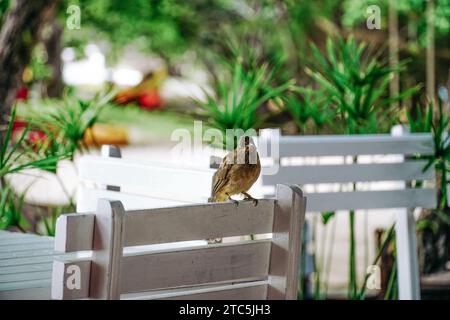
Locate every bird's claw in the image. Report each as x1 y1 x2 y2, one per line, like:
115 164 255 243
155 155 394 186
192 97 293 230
244 197 258 206
226 193 239 206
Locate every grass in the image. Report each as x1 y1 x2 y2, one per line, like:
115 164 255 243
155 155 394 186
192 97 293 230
17 99 201 140
97 104 200 140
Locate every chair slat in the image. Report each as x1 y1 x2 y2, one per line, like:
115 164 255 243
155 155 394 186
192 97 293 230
270 133 434 157
0 263 53 275
0 271 51 283
0 242 53 253
76 186 192 213
121 240 270 293
124 199 275 247
56 199 275 252
0 237 53 247
306 189 436 212
52 241 270 299
129 281 269 300
0 256 55 267
78 156 214 199
0 249 55 260
262 161 433 185
0 279 51 292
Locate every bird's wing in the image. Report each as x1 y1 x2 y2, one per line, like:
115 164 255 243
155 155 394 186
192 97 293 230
211 151 236 195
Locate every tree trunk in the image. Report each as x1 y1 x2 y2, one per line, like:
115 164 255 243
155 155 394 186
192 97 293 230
426 0 436 105
388 0 399 110
42 20 63 98
0 0 59 125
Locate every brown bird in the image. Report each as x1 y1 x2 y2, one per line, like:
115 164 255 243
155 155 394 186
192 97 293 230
210 135 261 206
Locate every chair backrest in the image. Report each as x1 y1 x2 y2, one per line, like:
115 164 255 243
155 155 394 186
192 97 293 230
258 127 436 211
52 184 306 300
76 145 215 213
256 127 436 300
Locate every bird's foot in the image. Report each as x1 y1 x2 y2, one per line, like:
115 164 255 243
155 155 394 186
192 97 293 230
226 193 239 207
243 192 258 206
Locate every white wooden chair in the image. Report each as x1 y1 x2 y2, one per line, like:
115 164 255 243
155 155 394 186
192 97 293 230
51 184 306 300
257 126 436 300
76 145 215 213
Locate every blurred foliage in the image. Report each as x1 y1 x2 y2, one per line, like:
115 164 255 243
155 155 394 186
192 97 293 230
20 90 114 160
0 107 67 233
0 107 63 179
0 0 10 22
56 0 344 76
413 97 450 274
283 87 335 134
407 101 433 133
305 36 420 134
195 55 293 148
0 185 29 231
421 99 450 208
23 45 53 85
60 0 242 63
343 0 450 45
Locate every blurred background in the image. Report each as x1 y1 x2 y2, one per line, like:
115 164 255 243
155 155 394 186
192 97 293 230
0 0 450 299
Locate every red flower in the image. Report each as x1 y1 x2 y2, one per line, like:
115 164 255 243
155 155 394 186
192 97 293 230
12 120 27 133
28 130 47 145
16 87 29 100
138 90 163 110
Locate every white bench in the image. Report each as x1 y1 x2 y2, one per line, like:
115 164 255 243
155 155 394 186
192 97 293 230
51 184 306 299
257 126 436 300
76 145 215 213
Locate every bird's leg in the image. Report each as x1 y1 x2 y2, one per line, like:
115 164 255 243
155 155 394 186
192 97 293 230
226 193 239 206
242 192 258 206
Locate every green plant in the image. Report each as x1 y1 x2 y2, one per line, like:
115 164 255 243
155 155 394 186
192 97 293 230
407 102 433 133
196 57 293 148
41 206 65 237
0 185 29 232
22 91 114 160
18 91 114 210
0 107 65 232
415 98 450 274
0 107 61 181
305 35 419 299
284 87 335 134
358 223 396 299
306 36 419 134
422 99 450 209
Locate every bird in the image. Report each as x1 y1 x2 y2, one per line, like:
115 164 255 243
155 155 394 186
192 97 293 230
210 135 261 206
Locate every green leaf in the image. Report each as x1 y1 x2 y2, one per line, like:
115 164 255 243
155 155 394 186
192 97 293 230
416 219 439 234
321 211 335 225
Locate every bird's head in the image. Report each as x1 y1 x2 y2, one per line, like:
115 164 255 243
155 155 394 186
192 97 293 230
238 135 256 148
